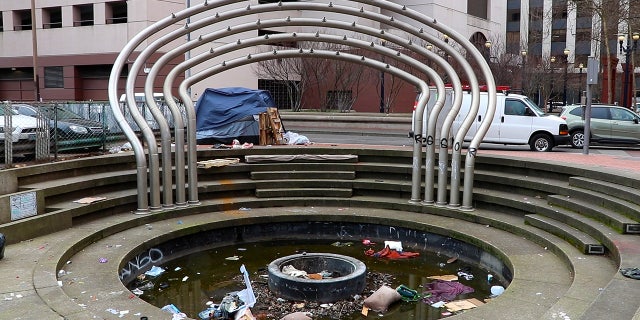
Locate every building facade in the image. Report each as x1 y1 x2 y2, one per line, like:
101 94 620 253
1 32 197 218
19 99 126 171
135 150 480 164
506 0 640 108
0 0 185 101
1 0 506 113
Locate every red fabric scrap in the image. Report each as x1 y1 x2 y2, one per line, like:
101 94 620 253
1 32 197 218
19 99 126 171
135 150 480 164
365 246 420 259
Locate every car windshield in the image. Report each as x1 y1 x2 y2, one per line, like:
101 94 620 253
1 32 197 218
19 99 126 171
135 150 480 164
521 97 546 116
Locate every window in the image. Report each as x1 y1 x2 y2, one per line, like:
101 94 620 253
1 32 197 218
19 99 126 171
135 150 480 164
610 108 635 121
43 7 62 29
13 10 32 31
106 1 127 24
74 4 94 26
258 79 298 109
467 0 488 20
77 65 114 78
0 13 4 32
258 29 298 48
591 107 609 119
505 100 527 116
44 66 64 88
552 5 568 20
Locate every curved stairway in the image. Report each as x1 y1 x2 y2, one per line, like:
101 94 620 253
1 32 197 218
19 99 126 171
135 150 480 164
0 145 639 319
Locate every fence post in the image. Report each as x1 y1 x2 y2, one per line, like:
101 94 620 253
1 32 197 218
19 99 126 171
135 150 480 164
3 103 14 168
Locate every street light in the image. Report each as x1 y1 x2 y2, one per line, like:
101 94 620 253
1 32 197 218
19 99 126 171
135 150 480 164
484 40 492 63
563 48 570 106
618 33 640 109
521 50 527 94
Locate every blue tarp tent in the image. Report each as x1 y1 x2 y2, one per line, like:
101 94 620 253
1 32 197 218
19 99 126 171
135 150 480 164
195 87 276 144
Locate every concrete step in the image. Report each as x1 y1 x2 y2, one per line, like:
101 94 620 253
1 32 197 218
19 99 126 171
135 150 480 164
254 179 353 189
548 194 640 234
255 188 353 198
251 170 355 180
474 168 570 196
569 176 640 221
524 214 605 255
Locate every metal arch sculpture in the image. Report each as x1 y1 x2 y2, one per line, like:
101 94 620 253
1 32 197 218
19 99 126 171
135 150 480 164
145 15 457 207
153 15 463 204
135 1 473 206
107 0 496 213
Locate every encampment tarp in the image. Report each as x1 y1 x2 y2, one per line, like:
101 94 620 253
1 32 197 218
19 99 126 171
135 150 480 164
195 87 276 144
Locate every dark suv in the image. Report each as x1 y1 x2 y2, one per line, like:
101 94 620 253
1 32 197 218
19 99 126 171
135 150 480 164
559 104 640 148
13 104 108 152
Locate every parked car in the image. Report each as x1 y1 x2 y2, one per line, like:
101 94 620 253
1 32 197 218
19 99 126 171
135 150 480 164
0 107 40 143
560 104 640 148
13 104 108 151
0 106 41 156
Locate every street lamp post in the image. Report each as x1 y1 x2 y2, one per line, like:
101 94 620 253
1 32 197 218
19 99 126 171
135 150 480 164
550 56 556 112
578 63 584 104
521 50 527 95
563 48 570 106
31 0 40 101
618 33 639 109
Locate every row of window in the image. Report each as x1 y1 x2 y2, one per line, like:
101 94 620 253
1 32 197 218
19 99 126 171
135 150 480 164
0 1 126 32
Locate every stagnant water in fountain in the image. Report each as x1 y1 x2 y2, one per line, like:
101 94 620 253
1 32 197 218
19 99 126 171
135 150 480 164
134 240 505 319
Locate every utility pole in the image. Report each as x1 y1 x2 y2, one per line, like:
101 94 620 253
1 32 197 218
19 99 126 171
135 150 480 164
31 0 40 101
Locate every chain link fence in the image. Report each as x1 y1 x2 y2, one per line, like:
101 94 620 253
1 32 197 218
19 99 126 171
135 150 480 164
1 100 185 169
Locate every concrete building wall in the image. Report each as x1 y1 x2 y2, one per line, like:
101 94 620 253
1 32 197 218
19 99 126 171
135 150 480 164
0 0 506 112
0 0 184 101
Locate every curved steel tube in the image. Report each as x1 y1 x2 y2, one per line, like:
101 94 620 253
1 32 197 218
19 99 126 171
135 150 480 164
109 0 494 210
355 0 497 207
107 2 233 212
178 49 429 187
156 5 463 204
171 33 435 203
126 45 172 210
107 14 183 213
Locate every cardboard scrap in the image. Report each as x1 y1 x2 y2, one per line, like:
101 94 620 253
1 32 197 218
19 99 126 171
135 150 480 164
444 298 484 312
73 196 107 204
427 274 459 281
361 306 369 316
197 158 240 168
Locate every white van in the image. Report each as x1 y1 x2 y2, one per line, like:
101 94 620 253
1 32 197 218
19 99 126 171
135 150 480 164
451 91 570 152
412 88 570 152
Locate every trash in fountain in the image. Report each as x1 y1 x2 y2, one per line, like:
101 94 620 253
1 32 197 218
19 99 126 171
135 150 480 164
198 264 257 320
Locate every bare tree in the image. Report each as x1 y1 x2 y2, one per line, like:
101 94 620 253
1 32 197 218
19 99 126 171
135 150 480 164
485 34 522 87
254 39 370 112
569 0 626 104
253 55 306 111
